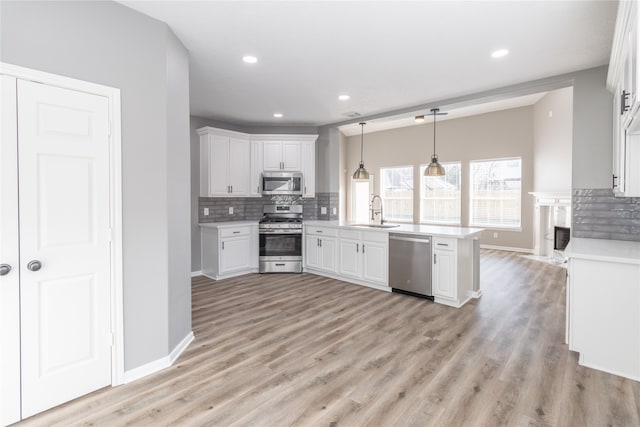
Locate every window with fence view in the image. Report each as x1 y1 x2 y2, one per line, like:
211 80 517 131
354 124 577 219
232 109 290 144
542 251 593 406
380 166 413 222
470 158 521 227
420 162 461 224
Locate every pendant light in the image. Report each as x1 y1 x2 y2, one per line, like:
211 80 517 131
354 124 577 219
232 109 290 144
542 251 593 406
353 122 370 180
424 108 447 177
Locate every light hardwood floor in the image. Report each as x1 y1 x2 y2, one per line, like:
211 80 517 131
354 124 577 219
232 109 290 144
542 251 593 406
15 250 640 426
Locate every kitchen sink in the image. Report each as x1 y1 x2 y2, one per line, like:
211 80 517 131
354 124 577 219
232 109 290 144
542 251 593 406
352 223 400 229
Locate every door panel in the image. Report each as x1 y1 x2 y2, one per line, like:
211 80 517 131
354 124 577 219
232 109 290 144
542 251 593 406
228 138 250 195
17 80 112 418
0 75 21 427
338 239 360 278
209 135 229 196
263 141 282 170
282 142 300 171
220 237 250 273
362 242 387 284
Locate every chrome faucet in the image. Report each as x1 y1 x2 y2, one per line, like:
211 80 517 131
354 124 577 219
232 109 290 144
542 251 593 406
370 195 384 225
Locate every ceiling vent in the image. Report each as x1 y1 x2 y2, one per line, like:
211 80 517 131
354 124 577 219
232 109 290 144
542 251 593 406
342 111 361 118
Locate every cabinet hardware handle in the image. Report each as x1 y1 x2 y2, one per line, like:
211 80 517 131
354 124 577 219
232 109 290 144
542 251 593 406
434 253 437 264
316 230 322 233
233 231 240 234
356 243 359 253
319 239 322 247
222 241 225 250
230 185 233 193
363 244 365 253
0 264 11 276
613 174 618 189
437 243 449 247
621 90 631 115
27 260 42 271
275 263 285 266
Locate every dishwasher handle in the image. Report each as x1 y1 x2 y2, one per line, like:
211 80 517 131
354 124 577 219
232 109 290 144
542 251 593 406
389 235 430 244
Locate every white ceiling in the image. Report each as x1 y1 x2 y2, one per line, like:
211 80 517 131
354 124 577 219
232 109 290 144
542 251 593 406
119 1 616 127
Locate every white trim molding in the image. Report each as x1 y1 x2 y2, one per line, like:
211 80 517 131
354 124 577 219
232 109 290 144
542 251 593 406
123 331 194 384
480 244 533 254
191 270 203 278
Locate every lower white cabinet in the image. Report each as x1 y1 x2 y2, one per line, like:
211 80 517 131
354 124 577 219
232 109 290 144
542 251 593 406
338 229 388 287
304 227 337 273
433 238 456 300
201 224 258 280
431 237 477 308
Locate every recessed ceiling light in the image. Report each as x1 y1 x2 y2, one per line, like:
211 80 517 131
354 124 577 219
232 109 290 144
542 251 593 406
242 55 258 64
491 49 509 59
415 115 425 123
338 94 351 101
273 113 283 118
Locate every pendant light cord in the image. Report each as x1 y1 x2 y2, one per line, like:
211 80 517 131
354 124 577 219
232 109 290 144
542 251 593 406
432 109 437 158
360 123 365 163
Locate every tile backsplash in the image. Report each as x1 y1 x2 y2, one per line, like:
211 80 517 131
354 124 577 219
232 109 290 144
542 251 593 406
199 192 339 223
572 189 640 241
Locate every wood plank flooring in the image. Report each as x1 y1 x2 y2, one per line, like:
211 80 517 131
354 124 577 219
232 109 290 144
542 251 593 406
14 250 640 426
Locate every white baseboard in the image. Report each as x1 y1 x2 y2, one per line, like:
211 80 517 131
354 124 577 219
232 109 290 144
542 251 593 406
191 270 203 277
169 331 194 364
469 290 483 299
480 244 533 254
123 330 194 384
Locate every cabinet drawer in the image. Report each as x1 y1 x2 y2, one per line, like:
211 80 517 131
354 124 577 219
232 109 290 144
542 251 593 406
220 227 250 238
363 231 388 243
339 229 362 240
306 226 338 237
433 237 456 250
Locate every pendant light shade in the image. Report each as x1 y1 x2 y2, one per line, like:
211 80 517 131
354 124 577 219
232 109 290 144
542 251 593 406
353 122 370 180
424 108 447 177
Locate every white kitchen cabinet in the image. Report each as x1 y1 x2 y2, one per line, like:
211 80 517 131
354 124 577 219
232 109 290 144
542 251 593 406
199 127 251 197
301 140 315 197
338 229 388 287
304 227 337 274
608 1 640 196
201 223 259 280
565 238 640 381
263 141 301 171
250 140 263 196
433 238 456 300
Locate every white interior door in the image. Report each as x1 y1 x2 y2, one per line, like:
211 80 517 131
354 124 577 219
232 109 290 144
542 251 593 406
17 80 112 418
0 75 22 427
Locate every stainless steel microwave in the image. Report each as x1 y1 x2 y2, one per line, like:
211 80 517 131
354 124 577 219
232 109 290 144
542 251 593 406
262 172 303 196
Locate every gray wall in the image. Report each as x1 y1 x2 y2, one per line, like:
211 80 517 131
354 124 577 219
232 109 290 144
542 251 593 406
166 30 192 351
344 107 535 250
1 1 191 370
533 87 573 192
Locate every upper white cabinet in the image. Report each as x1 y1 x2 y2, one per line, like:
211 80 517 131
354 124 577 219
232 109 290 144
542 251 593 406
198 128 317 198
263 141 301 171
199 127 250 197
608 1 640 197
301 140 315 198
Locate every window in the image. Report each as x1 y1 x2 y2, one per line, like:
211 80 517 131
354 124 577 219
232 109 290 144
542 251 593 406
380 166 413 222
470 158 521 227
351 175 374 223
420 162 461 224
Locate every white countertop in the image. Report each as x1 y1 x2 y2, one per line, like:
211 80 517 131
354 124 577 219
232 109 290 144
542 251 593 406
303 220 484 239
199 221 258 228
565 237 640 265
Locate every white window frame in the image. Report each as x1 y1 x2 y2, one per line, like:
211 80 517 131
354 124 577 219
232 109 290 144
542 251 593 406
350 174 374 223
380 165 414 223
419 161 462 225
469 156 522 230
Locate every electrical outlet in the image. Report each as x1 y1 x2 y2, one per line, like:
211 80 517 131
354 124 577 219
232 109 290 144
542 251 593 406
320 206 327 215
204 208 209 216
229 207 234 215
493 232 498 238
332 207 337 215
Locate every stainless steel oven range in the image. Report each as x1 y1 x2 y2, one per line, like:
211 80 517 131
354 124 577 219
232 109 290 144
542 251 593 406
259 204 303 273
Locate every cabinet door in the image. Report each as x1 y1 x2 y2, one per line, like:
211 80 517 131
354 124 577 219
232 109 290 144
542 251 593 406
282 142 301 171
362 241 387 285
228 137 250 196
209 135 230 196
339 238 361 279
263 141 283 171
250 140 263 196
614 82 626 195
305 235 321 269
433 249 455 299
320 237 337 273
220 236 250 274
301 141 315 197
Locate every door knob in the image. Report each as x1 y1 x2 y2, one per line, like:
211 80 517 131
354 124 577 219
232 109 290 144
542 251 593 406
0 264 11 276
27 260 42 271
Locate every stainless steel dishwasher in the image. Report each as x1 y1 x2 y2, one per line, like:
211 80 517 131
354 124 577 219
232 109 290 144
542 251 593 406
389 233 433 299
